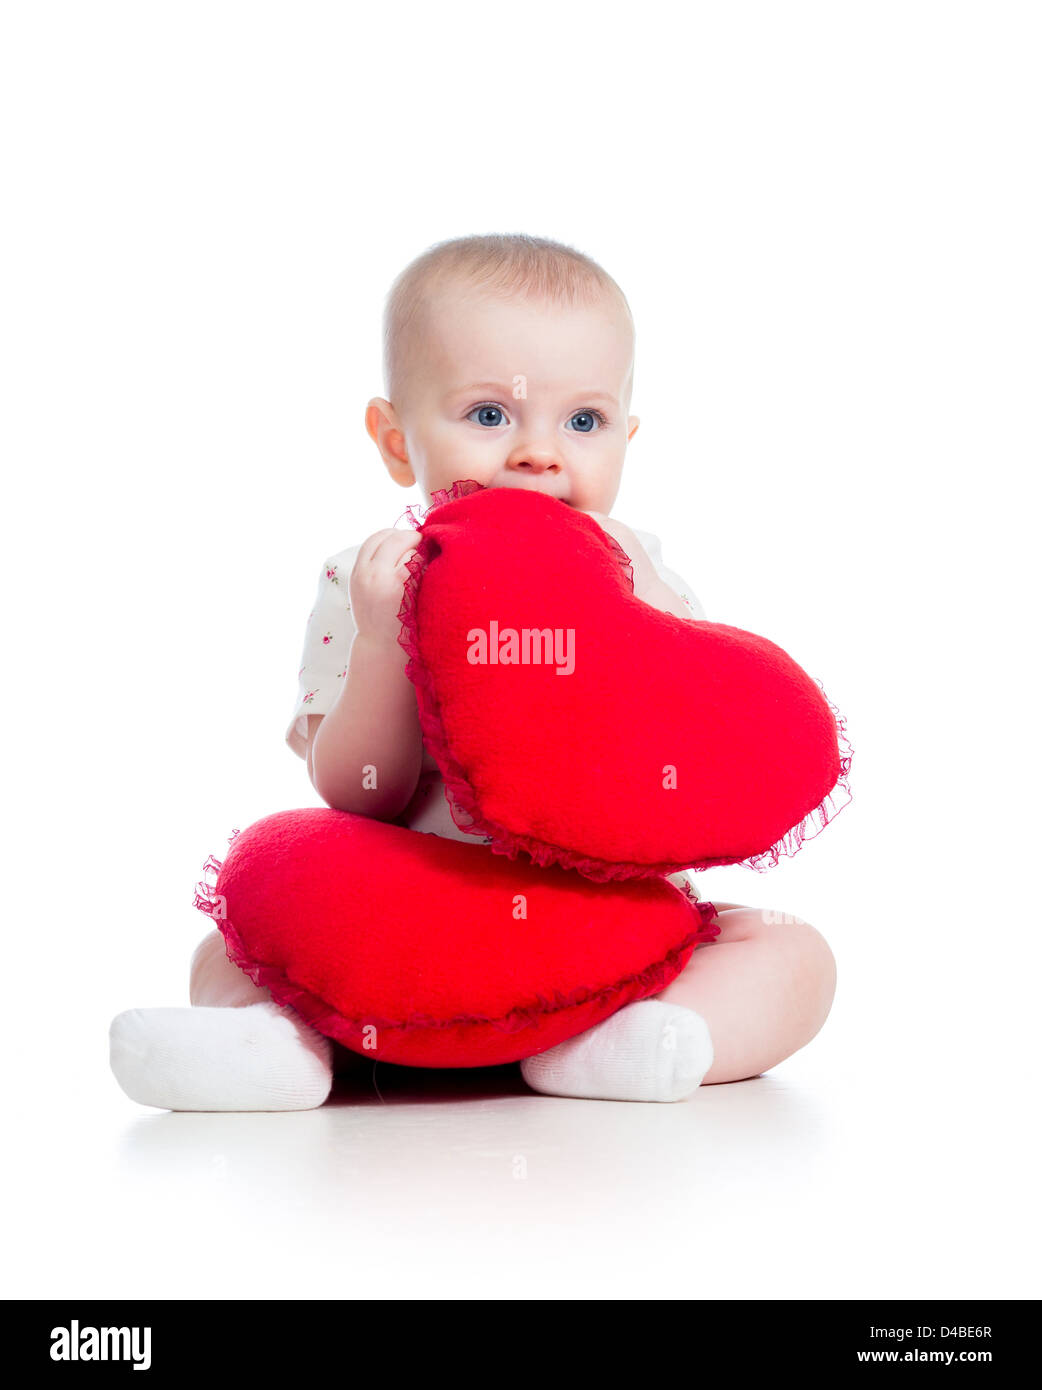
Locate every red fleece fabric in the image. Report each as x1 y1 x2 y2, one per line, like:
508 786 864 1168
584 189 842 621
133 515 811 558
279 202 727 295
195 809 721 1069
398 481 849 881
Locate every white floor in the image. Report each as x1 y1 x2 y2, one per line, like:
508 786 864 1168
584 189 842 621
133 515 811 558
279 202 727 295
8 772 1039 1302
8 998 1036 1301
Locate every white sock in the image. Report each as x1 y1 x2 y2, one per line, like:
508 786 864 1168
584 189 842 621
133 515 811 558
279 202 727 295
520 999 714 1103
109 1002 334 1112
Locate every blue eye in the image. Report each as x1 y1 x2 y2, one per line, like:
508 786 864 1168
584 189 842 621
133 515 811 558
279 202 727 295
567 410 607 433
467 404 507 427
466 404 609 431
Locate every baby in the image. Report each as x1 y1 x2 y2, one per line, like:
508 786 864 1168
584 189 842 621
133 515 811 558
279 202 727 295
109 233 837 1111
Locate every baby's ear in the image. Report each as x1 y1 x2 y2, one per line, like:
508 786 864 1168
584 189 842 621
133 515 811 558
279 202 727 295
365 398 414 488
627 415 640 442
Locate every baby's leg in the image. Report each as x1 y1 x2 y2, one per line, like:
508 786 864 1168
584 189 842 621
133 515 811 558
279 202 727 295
108 929 334 1112
653 904 837 1084
188 927 275 1007
521 902 836 1101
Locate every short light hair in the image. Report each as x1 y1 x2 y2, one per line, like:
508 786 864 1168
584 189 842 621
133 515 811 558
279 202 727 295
382 232 634 412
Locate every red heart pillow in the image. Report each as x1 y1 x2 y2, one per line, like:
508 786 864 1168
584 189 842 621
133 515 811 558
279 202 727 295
399 481 851 882
194 809 720 1068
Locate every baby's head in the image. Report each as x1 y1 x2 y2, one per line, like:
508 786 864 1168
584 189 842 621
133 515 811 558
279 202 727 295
367 234 638 514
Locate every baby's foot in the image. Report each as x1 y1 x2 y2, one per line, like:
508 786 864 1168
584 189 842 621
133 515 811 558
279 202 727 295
520 999 713 1102
109 1002 334 1112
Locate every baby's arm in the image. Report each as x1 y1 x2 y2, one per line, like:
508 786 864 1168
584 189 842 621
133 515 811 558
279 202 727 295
582 511 694 620
308 528 424 820
636 573 693 620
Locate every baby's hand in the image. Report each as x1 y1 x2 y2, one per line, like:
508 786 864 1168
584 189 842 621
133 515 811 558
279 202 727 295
580 511 659 602
349 528 422 646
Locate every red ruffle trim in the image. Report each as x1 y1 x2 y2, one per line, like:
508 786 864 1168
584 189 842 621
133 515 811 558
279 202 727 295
395 478 854 881
739 683 853 872
192 839 721 1049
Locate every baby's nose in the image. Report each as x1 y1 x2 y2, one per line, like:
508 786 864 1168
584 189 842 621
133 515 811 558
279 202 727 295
507 452 562 474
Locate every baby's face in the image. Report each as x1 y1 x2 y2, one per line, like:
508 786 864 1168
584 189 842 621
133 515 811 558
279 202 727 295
369 286 638 514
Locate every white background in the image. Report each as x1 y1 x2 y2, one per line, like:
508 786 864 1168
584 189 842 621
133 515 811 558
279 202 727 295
2 1 1039 1301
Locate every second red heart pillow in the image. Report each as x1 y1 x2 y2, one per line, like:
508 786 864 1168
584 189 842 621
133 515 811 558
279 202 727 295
194 809 719 1068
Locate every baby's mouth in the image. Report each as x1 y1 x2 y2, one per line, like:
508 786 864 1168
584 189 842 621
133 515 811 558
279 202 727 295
496 480 572 507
